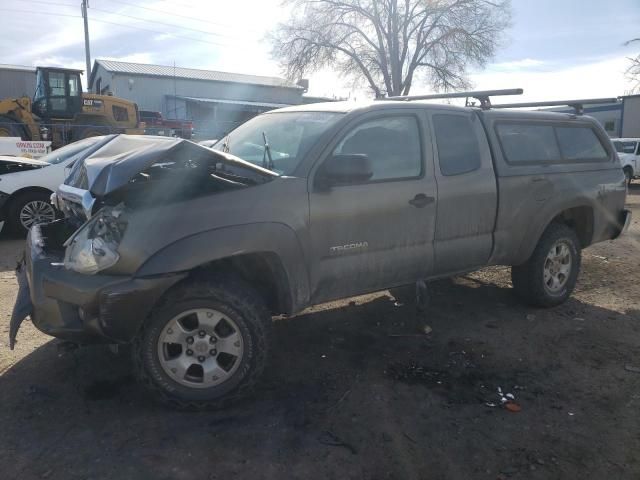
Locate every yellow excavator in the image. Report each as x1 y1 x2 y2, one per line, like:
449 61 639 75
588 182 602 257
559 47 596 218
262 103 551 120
0 66 143 148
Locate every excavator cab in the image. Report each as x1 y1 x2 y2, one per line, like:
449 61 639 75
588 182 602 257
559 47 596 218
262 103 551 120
32 67 83 120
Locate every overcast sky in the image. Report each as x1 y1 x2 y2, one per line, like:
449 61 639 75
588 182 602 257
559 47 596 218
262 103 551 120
1 0 639 102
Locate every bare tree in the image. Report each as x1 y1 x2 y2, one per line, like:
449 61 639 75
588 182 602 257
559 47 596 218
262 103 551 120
626 38 640 93
270 0 511 97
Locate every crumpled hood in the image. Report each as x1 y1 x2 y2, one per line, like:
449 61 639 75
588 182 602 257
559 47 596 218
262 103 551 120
67 134 277 197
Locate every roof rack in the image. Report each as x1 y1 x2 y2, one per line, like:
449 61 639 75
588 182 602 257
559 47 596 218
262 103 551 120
491 98 619 115
381 88 523 109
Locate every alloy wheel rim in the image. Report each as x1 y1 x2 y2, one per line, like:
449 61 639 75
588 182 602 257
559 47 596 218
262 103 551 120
19 200 56 229
543 240 572 293
157 308 244 389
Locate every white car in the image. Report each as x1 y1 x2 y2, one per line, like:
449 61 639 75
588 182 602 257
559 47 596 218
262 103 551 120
612 138 640 185
197 139 219 148
0 136 108 234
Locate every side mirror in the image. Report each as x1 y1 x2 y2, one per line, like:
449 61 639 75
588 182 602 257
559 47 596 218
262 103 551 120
317 154 373 188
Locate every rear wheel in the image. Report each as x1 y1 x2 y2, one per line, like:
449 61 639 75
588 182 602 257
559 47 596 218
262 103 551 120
0 116 27 139
133 276 272 410
511 223 581 307
7 191 56 235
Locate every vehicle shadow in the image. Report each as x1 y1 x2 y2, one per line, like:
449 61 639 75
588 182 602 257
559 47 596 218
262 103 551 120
1 272 639 479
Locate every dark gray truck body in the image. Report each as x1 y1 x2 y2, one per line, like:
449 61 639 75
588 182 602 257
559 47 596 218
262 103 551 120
10 100 629 347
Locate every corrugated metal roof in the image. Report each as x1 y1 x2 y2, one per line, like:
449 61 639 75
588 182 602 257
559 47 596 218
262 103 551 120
173 95 292 109
96 59 301 89
0 64 36 72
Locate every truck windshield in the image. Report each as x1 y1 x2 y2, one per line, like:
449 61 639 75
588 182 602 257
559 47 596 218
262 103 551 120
214 111 343 175
40 137 101 165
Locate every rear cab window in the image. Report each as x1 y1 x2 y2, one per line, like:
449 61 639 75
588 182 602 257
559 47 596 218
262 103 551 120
495 124 560 163
555 127 607 160
432 114 482 176
495 122 610 164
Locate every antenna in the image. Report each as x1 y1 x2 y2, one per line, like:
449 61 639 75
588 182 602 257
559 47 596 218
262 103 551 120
491 98 619 115
381 88 524 109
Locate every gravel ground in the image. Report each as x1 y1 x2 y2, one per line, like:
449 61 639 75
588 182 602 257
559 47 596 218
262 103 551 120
0 187 639 480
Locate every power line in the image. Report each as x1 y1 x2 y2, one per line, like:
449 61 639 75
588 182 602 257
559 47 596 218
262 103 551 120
0 7 80 20
89 5 247 40
0 7 238 47
22 0 76 7
15 0 257 42
105 0 247 31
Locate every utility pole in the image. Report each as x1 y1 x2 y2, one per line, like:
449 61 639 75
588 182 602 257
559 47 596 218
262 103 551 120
81 0 92 92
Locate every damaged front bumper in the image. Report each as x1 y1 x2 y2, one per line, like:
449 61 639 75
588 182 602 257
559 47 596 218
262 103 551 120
9 223 187 349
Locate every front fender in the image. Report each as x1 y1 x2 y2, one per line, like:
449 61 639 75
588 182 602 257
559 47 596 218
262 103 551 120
135 222 310 312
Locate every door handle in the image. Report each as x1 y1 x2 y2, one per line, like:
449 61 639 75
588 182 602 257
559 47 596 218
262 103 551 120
408 193 434 208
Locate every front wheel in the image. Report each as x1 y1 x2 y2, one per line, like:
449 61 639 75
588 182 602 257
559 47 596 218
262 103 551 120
133 276 272 409
511 223 581 307
8 191 57 235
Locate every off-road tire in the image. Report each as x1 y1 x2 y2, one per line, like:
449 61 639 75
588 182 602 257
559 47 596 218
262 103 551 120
0 116 28 139
511 223 581 308
133 275 272 410
7 190 56 236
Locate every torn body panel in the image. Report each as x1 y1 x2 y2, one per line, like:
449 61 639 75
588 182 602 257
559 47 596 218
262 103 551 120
59 135 277 225
65 135 276 196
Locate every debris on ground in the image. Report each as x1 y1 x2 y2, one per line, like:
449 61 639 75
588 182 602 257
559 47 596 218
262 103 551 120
624 365 640 374
422 325 433 335
526 314 536 321
505 402 522 412
496 386 521 412
386 362 446 384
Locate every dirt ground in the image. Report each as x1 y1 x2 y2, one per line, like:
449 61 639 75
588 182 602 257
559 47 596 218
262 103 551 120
0 188 639 480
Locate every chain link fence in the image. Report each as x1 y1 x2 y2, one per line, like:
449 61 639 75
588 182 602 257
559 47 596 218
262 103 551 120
0 120 193 149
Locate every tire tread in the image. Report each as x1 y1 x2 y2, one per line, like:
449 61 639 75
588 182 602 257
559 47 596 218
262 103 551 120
511 222 581 308
133 274 272 410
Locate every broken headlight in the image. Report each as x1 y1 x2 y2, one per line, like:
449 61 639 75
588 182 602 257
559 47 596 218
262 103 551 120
64 205 127 275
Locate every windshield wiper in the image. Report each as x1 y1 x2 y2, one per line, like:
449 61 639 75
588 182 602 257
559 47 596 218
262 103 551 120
262 131 274 170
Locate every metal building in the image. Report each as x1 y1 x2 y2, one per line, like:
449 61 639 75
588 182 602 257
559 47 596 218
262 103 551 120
621 95 640 138
0 64 37 100
89 59 305 139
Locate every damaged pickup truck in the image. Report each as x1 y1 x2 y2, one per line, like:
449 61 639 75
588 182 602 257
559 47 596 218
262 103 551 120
10 98 630 409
